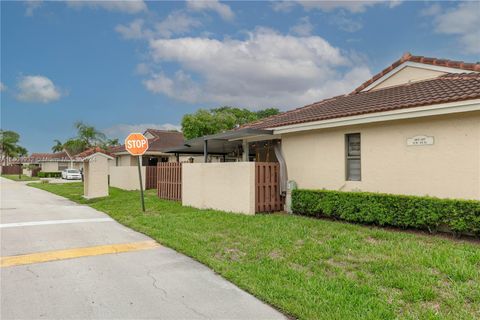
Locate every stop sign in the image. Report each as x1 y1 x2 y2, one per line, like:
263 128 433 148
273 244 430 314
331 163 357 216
125 133 149 156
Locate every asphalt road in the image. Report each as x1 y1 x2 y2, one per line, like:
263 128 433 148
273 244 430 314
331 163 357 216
0 178 286 319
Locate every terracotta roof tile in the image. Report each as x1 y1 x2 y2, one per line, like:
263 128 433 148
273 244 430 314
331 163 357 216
33 151 70 161
241 73 480 130
75 147 113 159
352 52 480 93
111 130 184 154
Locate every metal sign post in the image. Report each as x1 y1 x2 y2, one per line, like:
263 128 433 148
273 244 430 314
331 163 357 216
124 133 149 212
137 156 145 212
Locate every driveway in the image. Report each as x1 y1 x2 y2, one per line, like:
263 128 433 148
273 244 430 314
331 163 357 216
0 178 286 319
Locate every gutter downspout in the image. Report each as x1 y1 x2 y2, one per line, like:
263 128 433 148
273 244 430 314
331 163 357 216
273 141 288 196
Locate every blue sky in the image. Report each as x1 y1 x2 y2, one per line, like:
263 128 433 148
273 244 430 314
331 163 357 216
1 1 479 153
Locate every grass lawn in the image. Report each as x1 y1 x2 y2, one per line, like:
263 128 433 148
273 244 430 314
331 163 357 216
30 182 480 320
2 174 40 181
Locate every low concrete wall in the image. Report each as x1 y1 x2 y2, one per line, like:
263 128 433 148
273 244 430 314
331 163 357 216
22 168 32 177
182 163 256 215
109 166 146 190
84 156 110 199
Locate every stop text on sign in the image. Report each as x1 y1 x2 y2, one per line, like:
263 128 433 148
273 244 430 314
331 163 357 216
127 139 147 149
124 133 149 156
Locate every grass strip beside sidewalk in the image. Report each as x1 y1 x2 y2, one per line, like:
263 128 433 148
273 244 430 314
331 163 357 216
2 174 40 181
29 182 480 320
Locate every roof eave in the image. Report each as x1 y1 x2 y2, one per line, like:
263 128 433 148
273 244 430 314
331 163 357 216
271 99 480 135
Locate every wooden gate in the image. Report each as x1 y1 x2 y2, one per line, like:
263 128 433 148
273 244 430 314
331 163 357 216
145 166 157 190
255 162 284 212
31 167 41 177
157 163 182 201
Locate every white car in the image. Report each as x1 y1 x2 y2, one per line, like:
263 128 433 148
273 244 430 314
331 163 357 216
62 169 82 180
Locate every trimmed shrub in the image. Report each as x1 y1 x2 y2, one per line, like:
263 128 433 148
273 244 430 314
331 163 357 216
37 172 62 178
291 189 480 236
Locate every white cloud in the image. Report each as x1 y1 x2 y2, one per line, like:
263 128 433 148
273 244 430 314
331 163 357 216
273 1 402 13
330 12 363 32
290 16 313 36
135 63 151 75
16 75 62 103
155 11 202 38
186 0 234 21
271 1 296 13
115 19 152 39
66 0 147 14
429 2 480 54
103 123 181 138
420 4 442 17
25 0 42 16
0 82 6 92
143 28 371 109
116 12 201 40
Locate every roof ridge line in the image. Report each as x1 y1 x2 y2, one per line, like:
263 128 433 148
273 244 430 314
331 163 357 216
352 52 480 94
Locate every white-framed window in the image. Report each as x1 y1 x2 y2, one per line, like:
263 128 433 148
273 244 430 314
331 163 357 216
346 133 361 181
58 162 68 171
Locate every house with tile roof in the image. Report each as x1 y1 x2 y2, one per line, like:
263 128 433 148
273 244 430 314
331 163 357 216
36 150 84 172
109 129 186 167
171 53 480 204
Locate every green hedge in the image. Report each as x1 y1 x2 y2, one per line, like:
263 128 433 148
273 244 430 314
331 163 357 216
291 189 480 236
38 172 62 178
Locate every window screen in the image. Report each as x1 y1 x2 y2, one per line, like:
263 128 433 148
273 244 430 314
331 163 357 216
346 133 361 181
58 163 68 171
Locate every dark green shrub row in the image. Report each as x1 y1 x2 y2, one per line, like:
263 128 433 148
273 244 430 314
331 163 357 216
291 189 480 236
38 172 62 178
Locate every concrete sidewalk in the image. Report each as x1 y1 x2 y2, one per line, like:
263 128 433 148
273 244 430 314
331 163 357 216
0 178 286 319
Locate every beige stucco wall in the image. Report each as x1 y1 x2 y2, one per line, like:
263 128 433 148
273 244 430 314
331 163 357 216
281 112 480 200
83 155 110 199
41 162 58 172
182 163 256 214
109 166 146 190
22 168 32 177
40 161 83 172
71 162 83 170
116 154 137 166
371 66 446 91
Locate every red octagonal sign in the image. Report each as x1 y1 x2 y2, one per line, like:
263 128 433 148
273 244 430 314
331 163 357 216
125 133 149 156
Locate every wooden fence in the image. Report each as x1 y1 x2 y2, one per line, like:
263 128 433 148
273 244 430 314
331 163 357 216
157 163 182 201
255 162 284 213
1 165 22 175
145 166 157 190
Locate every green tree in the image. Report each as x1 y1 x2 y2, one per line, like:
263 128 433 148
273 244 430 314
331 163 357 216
0 130 28 165
100 138 120 150
255 108 280 119
74 121 107 147
61 122 110 155
181 107 280 139
62 138 87 155
51 139 64 152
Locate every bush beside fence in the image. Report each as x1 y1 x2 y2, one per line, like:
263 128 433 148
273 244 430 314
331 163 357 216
291 189 480 236
38 172 62 178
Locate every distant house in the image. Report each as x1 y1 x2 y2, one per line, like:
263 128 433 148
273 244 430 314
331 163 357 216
37 150 83 172
110 129 186 166
173 53 480 205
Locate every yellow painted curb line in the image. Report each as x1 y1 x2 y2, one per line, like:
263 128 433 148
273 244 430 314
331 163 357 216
1 240 161 268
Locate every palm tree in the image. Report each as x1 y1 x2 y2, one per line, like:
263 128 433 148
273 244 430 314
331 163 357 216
0 130 27 165
74 121 106 147
51 139 64 153
62 138 87 156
